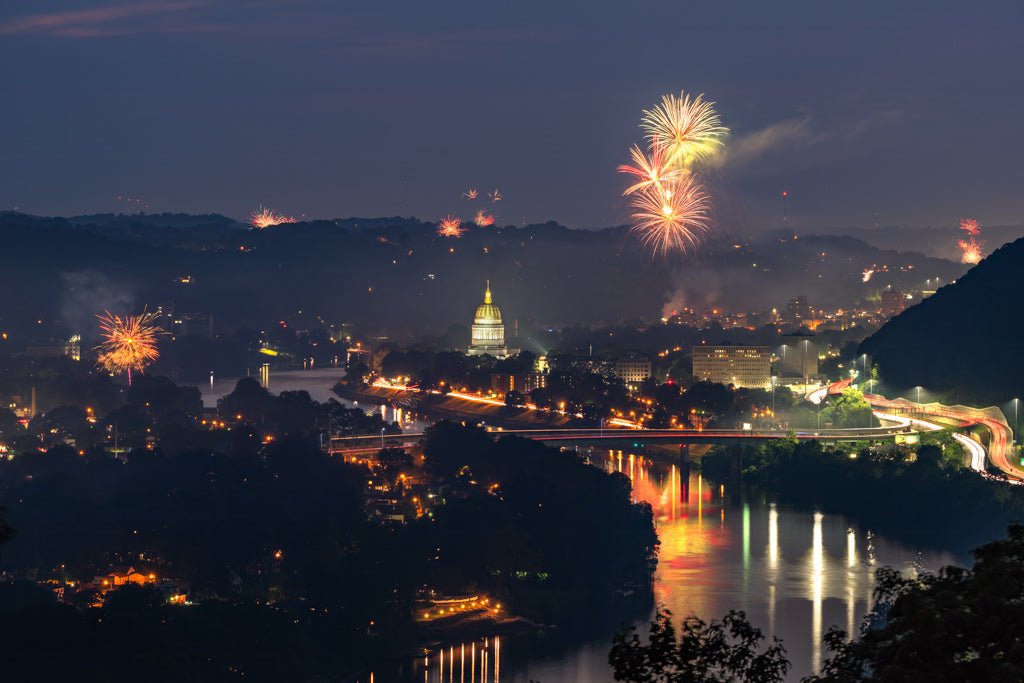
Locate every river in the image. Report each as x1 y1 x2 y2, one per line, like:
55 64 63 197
195 368 431 432
365 451 959 682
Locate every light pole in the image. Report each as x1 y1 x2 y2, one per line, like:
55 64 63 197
802 340 809 390
770 376 776 417
380 427 385 448
1014 398 1019 446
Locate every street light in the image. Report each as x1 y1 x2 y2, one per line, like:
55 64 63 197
380 427 386 448
1014 398 1019 446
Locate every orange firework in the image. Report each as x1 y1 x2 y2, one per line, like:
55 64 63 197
627 174 709 256
960 218 981 236
462 188 479 200
249 206 297 229
437 214 464 238
489 188 503 202
617 142 681 196
96 310 163 384
958 237 983 264
474 210 495 227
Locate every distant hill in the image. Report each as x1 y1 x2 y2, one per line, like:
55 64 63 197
861 237 1024 405
0 212 966 343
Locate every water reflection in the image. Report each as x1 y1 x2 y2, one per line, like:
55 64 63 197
385 637 501 683
372 451 958 682
603 452 956 680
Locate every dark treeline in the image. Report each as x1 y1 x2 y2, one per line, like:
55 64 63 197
0 420 657 679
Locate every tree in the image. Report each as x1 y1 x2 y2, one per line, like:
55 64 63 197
810 524 1024 682
376 447 412 486
610 609 789 683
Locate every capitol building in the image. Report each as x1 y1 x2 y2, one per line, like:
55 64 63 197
467 281 509 358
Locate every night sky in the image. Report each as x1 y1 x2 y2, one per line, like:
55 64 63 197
2 1 1022 232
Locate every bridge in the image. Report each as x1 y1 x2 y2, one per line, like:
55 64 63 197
328 419 919 458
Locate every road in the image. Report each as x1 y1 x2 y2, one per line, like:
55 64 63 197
866 393 1021 481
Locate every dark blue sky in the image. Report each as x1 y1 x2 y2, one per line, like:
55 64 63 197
2 1 1021 232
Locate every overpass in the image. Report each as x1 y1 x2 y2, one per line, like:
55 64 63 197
328 419 918 458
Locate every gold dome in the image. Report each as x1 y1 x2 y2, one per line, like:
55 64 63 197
473 282 503 325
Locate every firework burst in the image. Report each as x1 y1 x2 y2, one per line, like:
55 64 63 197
960 218 981 236
620 90 723 256
862 268 875 283
96 310 163 384
617 142 681 196
474 210 495 227
249 206 297 229
628 174 710 256
437 214 464 238
489 188 503 202
462 188 479 200
956 217 983 263
958 237 983 264
641 92 728 167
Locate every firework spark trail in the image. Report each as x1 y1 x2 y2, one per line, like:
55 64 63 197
958 237 983 264
641 92 728 168
249 206 297 229
628 174 710 256
620 90 724 256
96 310 162 385
437 214 464 238
617 142 682 196
960 218 981 236
462 188 478 200
474 210 495 227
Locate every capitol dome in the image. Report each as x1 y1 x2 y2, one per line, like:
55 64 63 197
468 281 508 357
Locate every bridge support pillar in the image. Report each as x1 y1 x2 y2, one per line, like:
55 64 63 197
679 444 691 503
730 445 743 486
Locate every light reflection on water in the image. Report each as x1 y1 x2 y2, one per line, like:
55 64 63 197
379 450 957 682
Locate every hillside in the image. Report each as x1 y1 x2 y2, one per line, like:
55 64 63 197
0 212 964 343
861 237 1024 405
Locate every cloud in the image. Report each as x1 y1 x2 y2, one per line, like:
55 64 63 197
0 1 202 36
709 117 827 169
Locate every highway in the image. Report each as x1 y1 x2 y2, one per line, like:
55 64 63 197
347 379 1020 482
866 393 1022 481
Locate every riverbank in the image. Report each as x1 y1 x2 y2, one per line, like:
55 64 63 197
701 440 1020 555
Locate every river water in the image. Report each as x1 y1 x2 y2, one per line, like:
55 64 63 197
367 451 959 683
195 368 430 432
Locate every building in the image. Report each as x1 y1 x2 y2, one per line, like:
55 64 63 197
491 372 547 395
691 346 771 389
614 356 652 385
881 290 907 318
786 295 812 323
467 281 508 358
779 334 819 380
175 313 214 339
